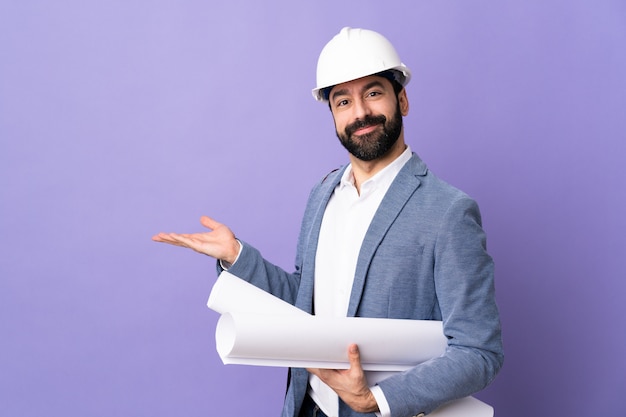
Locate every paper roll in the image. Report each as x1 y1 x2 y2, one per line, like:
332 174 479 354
207 271 308 316
205 271 494 417
215 312 447 371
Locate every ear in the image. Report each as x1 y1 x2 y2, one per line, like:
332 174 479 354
398 88 409 116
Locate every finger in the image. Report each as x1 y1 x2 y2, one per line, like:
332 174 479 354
200 215 221 230
153 233 189 247
167 233 196 246
152 233 179 244
306 368 334 382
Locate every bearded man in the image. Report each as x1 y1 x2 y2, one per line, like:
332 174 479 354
153 27 503 417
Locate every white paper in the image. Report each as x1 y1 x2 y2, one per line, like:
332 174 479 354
215 312 447 371
206 271 494 417
208 272 446 370
207 270 308 316
428 396 493 417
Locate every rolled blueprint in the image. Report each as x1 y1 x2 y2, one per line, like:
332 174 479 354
206 271 494 417
215 312 447 371
207 270 308 316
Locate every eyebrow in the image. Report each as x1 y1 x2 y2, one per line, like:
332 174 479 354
330 80 386 102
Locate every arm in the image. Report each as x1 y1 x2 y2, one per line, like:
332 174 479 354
377 196 503 416
308 197 503 417
152 215 302 305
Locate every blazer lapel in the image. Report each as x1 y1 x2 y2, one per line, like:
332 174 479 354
346 154 425 317
295 167 347 313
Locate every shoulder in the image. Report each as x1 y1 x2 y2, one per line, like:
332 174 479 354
319 161 351 184
300 165 345 212
402 156 480 217
310 165 346 191
402 154 470 201
321 167 341 184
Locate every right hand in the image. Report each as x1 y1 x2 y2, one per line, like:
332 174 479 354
152 216 240 264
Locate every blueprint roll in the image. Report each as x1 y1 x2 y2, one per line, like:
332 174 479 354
207 271 309 316
207 272 494 417
215 312 447 371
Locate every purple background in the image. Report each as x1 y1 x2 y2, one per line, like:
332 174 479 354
1 1 625 416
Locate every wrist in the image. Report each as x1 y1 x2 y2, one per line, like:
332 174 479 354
221 239 243 268
363 390 379 413
349 389 379 414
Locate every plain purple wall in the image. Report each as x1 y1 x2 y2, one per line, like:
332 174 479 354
1 1 624 416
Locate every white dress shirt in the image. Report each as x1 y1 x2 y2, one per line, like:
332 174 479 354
308 146 412 417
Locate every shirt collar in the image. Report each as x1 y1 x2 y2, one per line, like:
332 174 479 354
339 146 413 193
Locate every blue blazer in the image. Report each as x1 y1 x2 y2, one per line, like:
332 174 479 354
225 153 503 417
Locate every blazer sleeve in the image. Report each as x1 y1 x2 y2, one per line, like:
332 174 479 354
215 241 301 305
212 173 332 307
377 196 504 417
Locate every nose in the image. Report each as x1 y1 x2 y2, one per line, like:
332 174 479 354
352 97 372 120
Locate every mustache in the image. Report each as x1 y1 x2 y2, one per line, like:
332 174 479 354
345 115 387 136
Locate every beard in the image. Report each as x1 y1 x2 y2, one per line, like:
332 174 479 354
336 102 403 162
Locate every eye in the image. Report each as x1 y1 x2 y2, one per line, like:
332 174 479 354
336 99 349 107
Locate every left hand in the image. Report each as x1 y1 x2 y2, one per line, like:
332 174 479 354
307 344 378 414
152 216 240 264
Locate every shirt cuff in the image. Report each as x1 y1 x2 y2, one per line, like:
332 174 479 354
371 385 391 417
219 239 243 270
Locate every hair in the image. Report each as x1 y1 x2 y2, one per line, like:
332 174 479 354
376 70 405 95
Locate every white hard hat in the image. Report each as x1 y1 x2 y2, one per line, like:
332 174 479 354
312 27 411 102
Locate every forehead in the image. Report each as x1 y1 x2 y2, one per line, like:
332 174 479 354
329 75 393 99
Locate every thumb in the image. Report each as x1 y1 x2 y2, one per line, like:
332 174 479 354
200 215 220 230
348 344 361 369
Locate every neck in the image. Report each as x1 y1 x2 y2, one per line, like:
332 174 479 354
349 137 407 194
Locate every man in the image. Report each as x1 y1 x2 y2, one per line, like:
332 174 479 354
153 27 503 417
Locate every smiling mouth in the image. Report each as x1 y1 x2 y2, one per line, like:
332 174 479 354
350 123 383 138
345 115 387 138
354 124 379 134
